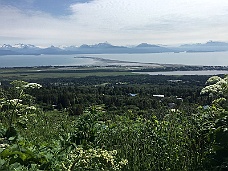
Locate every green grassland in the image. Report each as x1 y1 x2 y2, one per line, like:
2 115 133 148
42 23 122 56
1 64 227 81
0 66 138 81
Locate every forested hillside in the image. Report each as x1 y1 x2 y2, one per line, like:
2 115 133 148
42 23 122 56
0 74 228 170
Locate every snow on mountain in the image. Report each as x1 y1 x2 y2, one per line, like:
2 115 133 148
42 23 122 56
0 44 13 50
1 41 228 55
61 45 79 51
12 43 39 49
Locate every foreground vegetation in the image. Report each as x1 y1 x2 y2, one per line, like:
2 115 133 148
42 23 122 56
0 74 228 170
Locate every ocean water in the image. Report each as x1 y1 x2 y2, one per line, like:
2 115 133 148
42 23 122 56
0 51 228 67
88 52 228 66
0 55 96 67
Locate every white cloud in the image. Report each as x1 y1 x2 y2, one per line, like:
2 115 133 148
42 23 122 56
1 0 228 46
70 0 228 31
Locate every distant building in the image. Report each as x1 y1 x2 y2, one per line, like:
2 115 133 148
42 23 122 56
129 93 137 97
153 95 165 98
177 97 183 101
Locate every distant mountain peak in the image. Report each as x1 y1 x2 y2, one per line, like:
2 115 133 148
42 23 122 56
1 44 13 49
180 41 228 47
79 42 115 48
136 43 160 48
79 44 91 48
178 40 228 52
45 45 61 49
205 41 228 46
1 41 228 56
92 42 114 48
13 43 38 49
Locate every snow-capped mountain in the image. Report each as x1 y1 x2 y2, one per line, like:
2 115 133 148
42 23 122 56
0 43 41 55
12 43 40 49
0 44 14 50
1 41 228 55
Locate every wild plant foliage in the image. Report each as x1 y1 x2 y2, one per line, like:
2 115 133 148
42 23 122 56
200 75 228 170
0 77 227 170
0 81 128 170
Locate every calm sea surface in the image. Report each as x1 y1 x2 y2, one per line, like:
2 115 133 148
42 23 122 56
88 52 228 66
0 55 96 67
0 51 228 67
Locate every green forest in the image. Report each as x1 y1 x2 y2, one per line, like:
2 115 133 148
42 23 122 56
0 73 228 170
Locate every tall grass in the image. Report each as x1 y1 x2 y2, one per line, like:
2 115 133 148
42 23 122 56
85 109 216 171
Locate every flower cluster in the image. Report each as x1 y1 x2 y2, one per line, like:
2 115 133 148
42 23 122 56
26 106 36 110
0 137 9 150
10 80 42 90
205 76 222 85
8 99 23 105
200 84 224 96
0 80 41 128
24 83 42 89
201 75 228 97
63 147 128 170
212 97 226 105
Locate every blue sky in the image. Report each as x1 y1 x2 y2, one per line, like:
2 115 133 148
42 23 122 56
0 0 228 46
0 0 92 16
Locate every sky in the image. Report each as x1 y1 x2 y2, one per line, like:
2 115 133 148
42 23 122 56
1 0 228 47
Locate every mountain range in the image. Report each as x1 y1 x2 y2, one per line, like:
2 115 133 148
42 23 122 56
1 41 228 55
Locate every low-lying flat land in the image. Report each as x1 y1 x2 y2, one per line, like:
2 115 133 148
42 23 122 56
0 58 227 81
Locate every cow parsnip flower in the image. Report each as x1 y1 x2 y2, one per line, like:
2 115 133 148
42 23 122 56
205 76 222 85
64 147 128 170
201 75 228 96
24 83 42 89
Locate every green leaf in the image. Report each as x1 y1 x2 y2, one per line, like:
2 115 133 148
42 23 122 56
8 136 16 141
0 149 12 158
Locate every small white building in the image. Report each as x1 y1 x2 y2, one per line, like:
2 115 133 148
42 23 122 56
129 93 137 97
153 95 165 98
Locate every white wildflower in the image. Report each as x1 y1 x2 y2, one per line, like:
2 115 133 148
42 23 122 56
216 79 227 86
119 159 128 165
0 143 9 149
201 75 228 101
65 147 127 170
8 99 22 105
24 83 42 89
26 106 36 110
200 84 223 95
205 76 222 85
212 97 226 105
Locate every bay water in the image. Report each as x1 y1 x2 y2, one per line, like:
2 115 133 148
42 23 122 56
0 51 228 68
